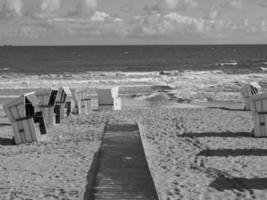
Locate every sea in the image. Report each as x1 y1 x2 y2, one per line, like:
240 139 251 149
1 45 267 75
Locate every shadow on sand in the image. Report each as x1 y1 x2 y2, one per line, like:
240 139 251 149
0 137 14 146
0 123 11 127
83 149 101 200
209 107 246 111
209 176 267 191
198 148 267 157
181 132 251 138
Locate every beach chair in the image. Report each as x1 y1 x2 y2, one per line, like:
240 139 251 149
54 87 71 123
240 83 260 110
96 87 121 111
62 87 78 116
112 86 122 110
3 92 47 145
75 88 92 114
35 88 58 126
87 88 99 111
249 92 267 137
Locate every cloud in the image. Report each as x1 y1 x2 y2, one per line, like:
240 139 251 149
0 0 23 18
259 0 267 7
85 0 97 9
165 0 179 9
126 12 209 37
261 20 266 31
228 0 243 9
1 0 267 42
40 0 61 13
208 9 218 20
46 10 126 38
143 0 198 13
67 0 98 17
90 11 109 21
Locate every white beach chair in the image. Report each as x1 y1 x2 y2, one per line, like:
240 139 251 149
3 92 47 145
240 83 260 110
87 89 99 111
96 87 121 111
249 92 267 137
62 86 73 117
35 88 58 126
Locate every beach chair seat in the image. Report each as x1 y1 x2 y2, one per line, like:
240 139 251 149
249 92 267 137
240 83 260 110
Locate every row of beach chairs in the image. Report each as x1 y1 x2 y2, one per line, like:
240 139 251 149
3 87 121 145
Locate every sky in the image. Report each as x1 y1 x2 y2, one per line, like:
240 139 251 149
0 0 267 45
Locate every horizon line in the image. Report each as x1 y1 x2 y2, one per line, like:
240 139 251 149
1 43 267 47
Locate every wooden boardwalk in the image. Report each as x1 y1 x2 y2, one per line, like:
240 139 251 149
88 123 159 200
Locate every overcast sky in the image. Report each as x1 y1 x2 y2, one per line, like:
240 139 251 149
0 0 267 45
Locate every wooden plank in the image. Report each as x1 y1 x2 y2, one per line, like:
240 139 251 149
88 123 158 200
12 121 22 144
40 107 55 126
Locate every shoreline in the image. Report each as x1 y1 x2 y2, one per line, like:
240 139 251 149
0 70 267 105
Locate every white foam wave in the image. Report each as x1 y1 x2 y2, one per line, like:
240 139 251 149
215 61 238 67
260 66 267 71
0 67 9 71
0 70 267 102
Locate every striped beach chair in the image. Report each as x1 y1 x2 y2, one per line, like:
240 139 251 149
54 87 71 123
75 88 92 114
249 92 267 137
240 83 260 110
3 92 47 145
35 88 58 126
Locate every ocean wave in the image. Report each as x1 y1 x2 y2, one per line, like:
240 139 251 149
215 61 238 67
0 67 9 71
0 69 266 102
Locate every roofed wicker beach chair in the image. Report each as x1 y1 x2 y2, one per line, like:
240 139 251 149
75 88 92 114
240 82 261 110
62 86 73 117
249 92 267 137
3 92 47 145
96 87 121 111
54 87 70 123
35 88 58 126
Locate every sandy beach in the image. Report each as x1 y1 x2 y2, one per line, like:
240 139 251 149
1 72 267 199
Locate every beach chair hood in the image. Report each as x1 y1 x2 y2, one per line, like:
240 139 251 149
25 92 39 106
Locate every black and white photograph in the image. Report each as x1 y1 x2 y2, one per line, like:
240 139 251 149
1 0 267 199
